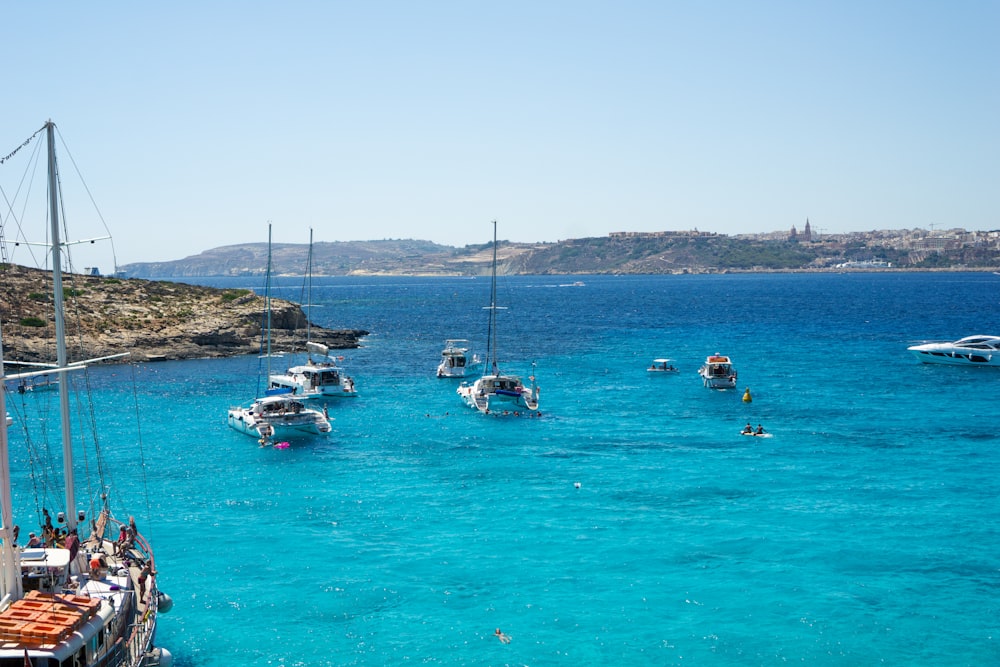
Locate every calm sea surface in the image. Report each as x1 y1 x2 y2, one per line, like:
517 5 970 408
7 272 999 665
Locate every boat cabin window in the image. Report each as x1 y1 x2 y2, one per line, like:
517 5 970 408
317 370 341 386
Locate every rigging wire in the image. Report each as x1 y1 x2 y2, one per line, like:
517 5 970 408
52 125 120 274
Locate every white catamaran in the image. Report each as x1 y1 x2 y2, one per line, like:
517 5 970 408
267 229 357 400
457 221 539 414
0 121 172 665
227 225 332 443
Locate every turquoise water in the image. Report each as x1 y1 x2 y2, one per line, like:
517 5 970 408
7 272 999 665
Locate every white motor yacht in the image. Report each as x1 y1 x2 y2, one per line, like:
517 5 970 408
907 335 1000 366
698 354 738 388
436 339 479 378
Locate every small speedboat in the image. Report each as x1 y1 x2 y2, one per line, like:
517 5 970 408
907 335 1000 366
698 354 737 388
647 358 678 373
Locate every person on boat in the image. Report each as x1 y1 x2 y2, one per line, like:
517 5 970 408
742 423 754 434
138 561 156 600
64 528 80 565
26 532 41 548
756 424 766 435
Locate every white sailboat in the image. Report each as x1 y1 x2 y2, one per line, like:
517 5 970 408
267 229 357 400
457 221 539 414
227 225 332 442
0 121 171 665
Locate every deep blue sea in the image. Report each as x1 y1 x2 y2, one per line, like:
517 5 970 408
6 272 999 666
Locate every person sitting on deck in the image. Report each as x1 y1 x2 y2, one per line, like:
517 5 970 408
742 423 754 434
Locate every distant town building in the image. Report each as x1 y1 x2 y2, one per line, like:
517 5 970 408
802 219 812 242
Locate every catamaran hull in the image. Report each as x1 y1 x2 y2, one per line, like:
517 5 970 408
457 376 539 414
227 408 331 439
269 365 357 398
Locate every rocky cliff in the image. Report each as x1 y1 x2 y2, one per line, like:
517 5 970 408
0 264 367 363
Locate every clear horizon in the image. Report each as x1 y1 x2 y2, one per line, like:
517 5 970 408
2 1 996 273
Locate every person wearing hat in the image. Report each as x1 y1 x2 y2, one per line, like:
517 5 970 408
26 532 41 548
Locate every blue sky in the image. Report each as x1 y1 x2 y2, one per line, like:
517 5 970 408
1 1 996 269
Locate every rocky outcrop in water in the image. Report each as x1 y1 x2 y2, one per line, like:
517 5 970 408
0 264 367 363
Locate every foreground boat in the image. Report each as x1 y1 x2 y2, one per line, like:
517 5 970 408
457 222 539 414
436 339 479 378
698 354 738 388
0 120 171 665
907 335 1000 366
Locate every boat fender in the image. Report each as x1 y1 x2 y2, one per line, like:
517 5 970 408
157 592 174 613
148 647 173 667
742 387 752 403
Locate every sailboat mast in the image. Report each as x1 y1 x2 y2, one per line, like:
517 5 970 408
265 223 273 381
305 228 313 351
47 121 78 534
0 318 22 599
487 220 498 375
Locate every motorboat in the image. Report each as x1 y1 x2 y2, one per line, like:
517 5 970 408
698 354 738 388
647 358 678 373
437 339 479 378
907 335 1000 366
227 394 332 442
457 221 540 414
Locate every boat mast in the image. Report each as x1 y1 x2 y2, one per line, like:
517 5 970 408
486 220 498 376
305 227 313 356
47 121 78 534
265 223 273 382
0 317 23 600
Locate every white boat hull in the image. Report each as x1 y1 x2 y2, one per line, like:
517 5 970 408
457 374 539 414
908 336 1000 366
227 395 332 440
701 374 737 388
698 355 738 389
269 364 357 399
436 340 479 378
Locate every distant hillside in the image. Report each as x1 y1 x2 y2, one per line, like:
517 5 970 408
119 231 1000 278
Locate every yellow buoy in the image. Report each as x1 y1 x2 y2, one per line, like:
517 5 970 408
742 387 752 403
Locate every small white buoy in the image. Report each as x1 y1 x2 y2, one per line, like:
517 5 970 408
574 482 581 489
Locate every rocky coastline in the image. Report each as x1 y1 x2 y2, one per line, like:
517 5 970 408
0 264 367 364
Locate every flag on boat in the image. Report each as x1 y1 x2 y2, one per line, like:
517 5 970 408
306 341 329 356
